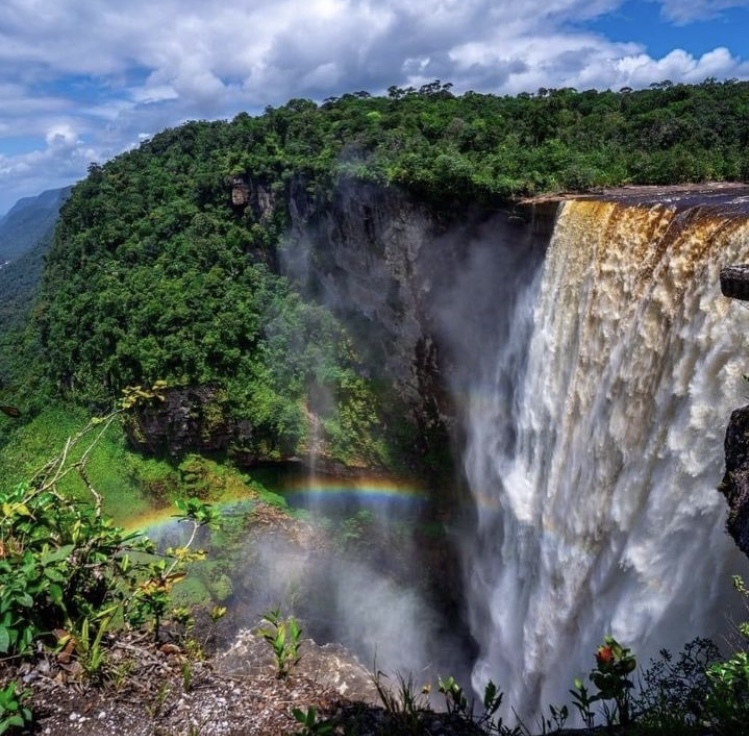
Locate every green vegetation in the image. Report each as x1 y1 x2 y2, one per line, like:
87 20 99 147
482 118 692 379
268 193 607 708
0 397 217 660
0 404 152 522
291 706 333 736
0 188 70 373
3 78 748 483
570 636 637 727
0 682 31 735
260 607 303 679
0 394 225 728
346 635 749 735
3 79 749 731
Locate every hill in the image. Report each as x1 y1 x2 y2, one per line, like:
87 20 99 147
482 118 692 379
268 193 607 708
7 79 749 478
0 186 70 265
0 187 70 332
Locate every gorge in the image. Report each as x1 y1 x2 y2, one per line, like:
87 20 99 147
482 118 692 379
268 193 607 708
4 90 749 729
186 182 749 722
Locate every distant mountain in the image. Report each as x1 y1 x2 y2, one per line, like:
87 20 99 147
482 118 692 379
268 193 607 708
0 186 71 265
0 186 71 335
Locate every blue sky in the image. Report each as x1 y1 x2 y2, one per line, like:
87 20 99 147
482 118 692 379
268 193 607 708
586 1 747 58
0 0 747 215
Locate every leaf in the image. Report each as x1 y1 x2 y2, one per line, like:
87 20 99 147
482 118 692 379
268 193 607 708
0 406 20 418
47 583 64 606
0 627 10 654
40 544 75 564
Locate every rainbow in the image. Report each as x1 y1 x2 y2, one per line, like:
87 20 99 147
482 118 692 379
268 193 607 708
123 497 256 535
123 474 427 535
279 475 425 506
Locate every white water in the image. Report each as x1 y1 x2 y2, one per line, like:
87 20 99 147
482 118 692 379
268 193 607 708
459 199 749 721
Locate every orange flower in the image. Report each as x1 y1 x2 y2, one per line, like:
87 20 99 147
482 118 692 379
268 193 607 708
596 645 614 665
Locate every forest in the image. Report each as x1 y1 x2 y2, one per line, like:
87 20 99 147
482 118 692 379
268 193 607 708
1 77 748 475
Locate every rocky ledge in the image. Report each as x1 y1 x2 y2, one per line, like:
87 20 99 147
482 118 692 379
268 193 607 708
3 627 499 736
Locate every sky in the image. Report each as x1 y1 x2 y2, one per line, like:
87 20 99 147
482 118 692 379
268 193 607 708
0 0 748 215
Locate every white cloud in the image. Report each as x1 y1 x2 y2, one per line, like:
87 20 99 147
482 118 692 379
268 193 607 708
44 123 79 148
654 0 749 24
609 46 749 88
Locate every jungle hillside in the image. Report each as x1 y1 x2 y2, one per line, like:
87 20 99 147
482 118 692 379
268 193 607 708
1 78 749 493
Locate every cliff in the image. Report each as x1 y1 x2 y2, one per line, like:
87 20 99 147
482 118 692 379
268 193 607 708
721 406 749 556
116 172 552 478
282 179 550 470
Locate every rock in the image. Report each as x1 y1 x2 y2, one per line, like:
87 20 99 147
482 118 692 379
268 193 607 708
720 405 749 555
124 384 252 459
215 628 380 704
283 178 549 479
720 264 749 301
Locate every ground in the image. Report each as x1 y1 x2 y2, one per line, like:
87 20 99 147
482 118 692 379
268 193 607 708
3 628 497 736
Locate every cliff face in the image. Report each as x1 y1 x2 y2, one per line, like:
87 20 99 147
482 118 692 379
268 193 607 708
125 385 253 459
281 179 551 474
720 406 749 556
126 176 552 476
285 180 451 410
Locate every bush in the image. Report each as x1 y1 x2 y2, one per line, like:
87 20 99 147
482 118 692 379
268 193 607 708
0 388 217 658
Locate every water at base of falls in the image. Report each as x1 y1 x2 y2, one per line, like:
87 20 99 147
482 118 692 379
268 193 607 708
444 198 749 722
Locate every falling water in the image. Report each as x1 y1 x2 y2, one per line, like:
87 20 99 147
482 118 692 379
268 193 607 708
459 195 749 721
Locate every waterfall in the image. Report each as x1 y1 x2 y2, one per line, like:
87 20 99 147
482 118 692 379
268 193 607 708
457 197 749 721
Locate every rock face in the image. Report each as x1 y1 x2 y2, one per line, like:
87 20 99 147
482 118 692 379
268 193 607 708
125 385 252 458
216 629 381 704
285 180 451 405
720 405 749 556
283 179 552 472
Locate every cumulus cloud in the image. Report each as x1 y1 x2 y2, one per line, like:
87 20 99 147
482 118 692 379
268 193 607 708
0 0 747 211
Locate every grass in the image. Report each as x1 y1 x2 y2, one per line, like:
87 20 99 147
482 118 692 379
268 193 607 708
0 404 151 523
0 405 290 525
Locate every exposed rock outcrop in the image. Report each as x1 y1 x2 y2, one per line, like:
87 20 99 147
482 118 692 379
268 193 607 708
125 385 252 458
216 629 380 704
721 405 749 556
283 179 551 474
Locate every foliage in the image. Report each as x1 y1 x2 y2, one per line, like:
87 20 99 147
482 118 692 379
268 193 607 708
291 706 333 736
372 670 430 734
260 607 303 678
542 704 569 733
437 676 521 735
569 637 640 728
588 636 637 725
0 389 216 662
704 652 749 734
337 509 376 549
569 676 596 728
569 634 749 734
635 637 720 732
0 682 32 735
7 78 749 479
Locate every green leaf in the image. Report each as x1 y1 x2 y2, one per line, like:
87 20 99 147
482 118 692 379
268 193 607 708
47 583 64 606
0 628 10 654
40 544 75 564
